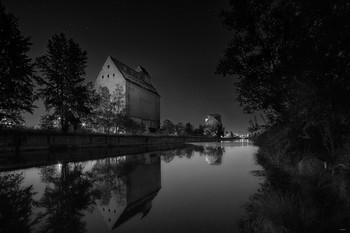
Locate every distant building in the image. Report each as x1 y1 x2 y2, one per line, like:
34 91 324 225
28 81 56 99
204 114 223 137
94 56 160 132
204 114 222 126
204 146 224 165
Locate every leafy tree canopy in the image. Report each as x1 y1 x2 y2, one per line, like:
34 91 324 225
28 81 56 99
217 0 350 152
36 33 94 133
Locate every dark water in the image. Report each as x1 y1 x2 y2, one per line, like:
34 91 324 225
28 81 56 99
0 140 260 233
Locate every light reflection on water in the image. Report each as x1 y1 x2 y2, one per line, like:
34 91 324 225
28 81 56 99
0 140 260 233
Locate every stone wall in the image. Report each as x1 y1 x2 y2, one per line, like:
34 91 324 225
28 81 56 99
0 130 219 155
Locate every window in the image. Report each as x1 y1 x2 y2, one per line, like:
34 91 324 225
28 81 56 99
107 65 110 68
113 74 115 77
102 75 104 79
107 74 109 78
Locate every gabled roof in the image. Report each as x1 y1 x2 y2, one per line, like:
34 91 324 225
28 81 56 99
110 56 160 96
112 188 161 230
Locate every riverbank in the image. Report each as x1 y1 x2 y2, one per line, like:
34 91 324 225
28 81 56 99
0 128 220 155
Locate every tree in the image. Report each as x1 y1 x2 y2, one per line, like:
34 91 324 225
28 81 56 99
185 122 194 135
37 163 97 233
0 173 39 232
88 86 116 133
175 122 185 135
38 114 60 130
87 84 130 134
161 119 175 135
194 124 204 136
204 122 224 138
217 0 350 153
0 2 37 126
36 33 93 133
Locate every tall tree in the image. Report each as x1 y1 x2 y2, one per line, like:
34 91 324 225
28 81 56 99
36 33 93 133
185 122 194 135
161 119 175 135
87 85 128 134
217 0 350 152
0 2 36 126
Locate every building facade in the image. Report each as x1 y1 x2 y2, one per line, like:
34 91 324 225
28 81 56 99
94 56 160 132
204 114 223 137
204 114 222 127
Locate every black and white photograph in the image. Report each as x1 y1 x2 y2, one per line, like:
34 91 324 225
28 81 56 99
1 0 350 232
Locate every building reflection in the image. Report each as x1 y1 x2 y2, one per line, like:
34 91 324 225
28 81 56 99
203 146 224 165
92 153 161 230
240 139 250 147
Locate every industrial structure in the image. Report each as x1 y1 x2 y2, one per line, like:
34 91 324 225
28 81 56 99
204 114 222 126
95 153 161 230
94 56 160 132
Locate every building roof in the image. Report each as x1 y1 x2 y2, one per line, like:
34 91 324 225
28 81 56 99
110 56 160 96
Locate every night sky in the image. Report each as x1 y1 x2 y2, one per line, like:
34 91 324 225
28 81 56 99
3 0 252 133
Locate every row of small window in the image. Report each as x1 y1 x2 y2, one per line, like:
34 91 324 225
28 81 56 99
102 207 117 214
102 73 115 79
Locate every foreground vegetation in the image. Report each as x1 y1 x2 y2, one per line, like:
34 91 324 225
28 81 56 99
217 0 350 232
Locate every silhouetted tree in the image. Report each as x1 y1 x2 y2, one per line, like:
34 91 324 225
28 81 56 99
194 124 204 136
175 122 185 135
0 2 37 126
0 173 39 232
217 0 350 153
161 119 175 135
185 122 194 135
37 163 97 233
204 122 224 138
38 114 60 130
36 33 93 133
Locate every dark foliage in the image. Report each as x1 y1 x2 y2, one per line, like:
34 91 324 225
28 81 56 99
0 2 37 126
36 33 94 133
0 173 39 233
37 163 97 233
217 0 350 155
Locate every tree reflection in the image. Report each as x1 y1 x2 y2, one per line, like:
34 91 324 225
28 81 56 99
0 172 39 233
240 153 350 233
90 157 129 207
160 145 205 163
37 163 97 233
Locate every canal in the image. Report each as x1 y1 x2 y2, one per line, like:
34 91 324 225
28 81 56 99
0 140 260 233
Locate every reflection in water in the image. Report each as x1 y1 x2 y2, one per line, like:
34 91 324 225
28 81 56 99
37 162 97 233
0 172 38 233
160 144 226 165
91 153 161 230
239 139 250 147
240 153 350 233
203 147 224 165
0 142 259 233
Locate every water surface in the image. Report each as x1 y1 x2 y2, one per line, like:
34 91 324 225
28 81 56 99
0 140 260 233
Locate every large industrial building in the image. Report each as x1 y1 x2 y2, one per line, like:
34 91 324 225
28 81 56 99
94 56 160 132
204 114 222 127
